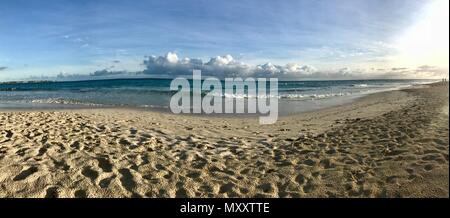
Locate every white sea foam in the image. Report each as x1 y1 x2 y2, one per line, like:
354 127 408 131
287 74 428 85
30 98 103 106
351 84 368 87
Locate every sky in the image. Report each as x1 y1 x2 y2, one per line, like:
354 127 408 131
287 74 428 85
0 0 448 81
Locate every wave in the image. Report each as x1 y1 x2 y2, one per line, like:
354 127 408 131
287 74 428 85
25 98 171 109
280 92 351 100
411 80 438 86
29 98 104 107
140 104 169 109
0 88 18 91
350 84 368 87
205 91 352 100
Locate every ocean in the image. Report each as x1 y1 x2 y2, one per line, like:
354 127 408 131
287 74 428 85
0 78 435 115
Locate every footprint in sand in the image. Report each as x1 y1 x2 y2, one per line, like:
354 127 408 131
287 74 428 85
5 130 13 138
424 164 434 171
295 174 307 185
51 158 70 171
118 168 136 192
74 189 88 198
175 187 190 198
16 148 28 157
96 157 113 172
302 159 317 166
219 183 235 194
191 157 208 169
99 176 116 188
119 138 132 146
129 128 138 135
81 167 99 183
258 183 274 193
186 171 202 179
70 141 81 150
45 187 59 198
13 166 38 181
37 145 48 156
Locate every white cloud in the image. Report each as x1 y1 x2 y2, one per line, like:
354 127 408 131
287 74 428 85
139 52 448 79
207 54 234 65
165 52 179 63
142 52 318 78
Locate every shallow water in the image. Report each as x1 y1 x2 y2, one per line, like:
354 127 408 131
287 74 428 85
0 78 436 115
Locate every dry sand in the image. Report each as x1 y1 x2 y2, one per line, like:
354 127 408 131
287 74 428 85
0 83 448 198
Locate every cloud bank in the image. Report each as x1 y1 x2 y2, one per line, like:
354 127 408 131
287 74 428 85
141 52 320 78
139 52 447 79
45 52 448 81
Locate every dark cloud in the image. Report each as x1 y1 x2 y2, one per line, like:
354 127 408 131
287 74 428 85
54 69 138 81
414 65 446 77
416 65 437 71
0 67 7 71
90 69 125 77
391 67 408 71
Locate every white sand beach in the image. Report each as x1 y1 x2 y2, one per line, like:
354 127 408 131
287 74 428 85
0 83 448 197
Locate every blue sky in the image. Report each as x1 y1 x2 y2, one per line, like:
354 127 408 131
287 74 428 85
0 0 448 80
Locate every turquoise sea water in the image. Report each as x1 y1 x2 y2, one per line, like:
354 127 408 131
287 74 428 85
0 79 436 115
